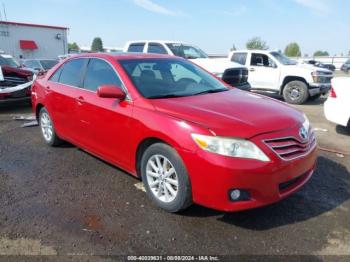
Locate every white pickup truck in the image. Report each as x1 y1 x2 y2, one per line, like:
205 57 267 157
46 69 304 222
124 40 251 91
229 50 333 104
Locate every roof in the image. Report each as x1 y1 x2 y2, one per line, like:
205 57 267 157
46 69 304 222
230 49 280 54
0 21 68 30
125 40 185 44
65 52 181 60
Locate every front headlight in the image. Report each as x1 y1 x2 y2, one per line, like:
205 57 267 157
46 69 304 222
191 134 270 162
303 113 310 131
311 71 330 83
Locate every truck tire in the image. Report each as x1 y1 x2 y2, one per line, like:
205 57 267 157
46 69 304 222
282 80 309 105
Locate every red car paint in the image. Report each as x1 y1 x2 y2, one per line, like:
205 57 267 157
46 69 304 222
31 53 317 212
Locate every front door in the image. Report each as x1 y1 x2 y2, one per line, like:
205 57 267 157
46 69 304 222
76 58 133 168
248 53 280 91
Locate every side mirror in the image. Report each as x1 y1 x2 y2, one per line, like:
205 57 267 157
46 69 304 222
97 85 126 100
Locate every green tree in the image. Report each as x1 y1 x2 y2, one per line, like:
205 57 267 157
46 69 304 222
230 44 237 51
246 37 269 50
313 50 329 56
91 37 104 52
68 42 79 52
284 42 301 57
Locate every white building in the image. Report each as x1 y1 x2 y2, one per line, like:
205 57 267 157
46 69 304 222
0 21 68 60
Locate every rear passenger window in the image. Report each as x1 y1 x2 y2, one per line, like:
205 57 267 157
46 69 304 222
147 43 167 54
49 66 63 82
127 43 145 53
231 53 247 65
83 59 122 92
59 59 86 87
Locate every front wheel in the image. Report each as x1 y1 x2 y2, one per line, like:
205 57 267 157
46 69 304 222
282 80 309 104
141 143 192 212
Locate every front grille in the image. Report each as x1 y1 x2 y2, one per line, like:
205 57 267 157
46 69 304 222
0 76 28 87
222 68 248 86
264 130 316 161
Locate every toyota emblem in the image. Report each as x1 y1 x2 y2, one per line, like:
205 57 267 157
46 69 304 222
299 127 308 140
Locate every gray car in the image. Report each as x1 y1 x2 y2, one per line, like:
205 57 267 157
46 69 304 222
22 59 58 73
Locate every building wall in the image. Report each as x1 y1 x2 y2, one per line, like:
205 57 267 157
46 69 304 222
0 23 68 60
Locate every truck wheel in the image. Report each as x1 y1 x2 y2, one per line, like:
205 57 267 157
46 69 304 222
282 80 309 104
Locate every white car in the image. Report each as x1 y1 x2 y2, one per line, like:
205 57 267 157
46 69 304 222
124 40 251 91
324 77 350 128
229 50 333 104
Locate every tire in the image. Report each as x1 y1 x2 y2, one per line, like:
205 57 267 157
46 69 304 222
141 143 192 212
39 107 62 146
282 80 309 105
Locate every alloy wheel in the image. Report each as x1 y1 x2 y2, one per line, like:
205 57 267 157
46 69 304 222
146 154 179 203
40 112 53 142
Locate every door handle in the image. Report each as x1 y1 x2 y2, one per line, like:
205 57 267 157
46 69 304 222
44 86 51 94
249 68 255 72
76 96 85 105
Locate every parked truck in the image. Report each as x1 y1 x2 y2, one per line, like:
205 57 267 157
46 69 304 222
124 41 251 91
228 50 333 104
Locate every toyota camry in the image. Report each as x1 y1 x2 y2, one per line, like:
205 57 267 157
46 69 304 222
31 53 317 212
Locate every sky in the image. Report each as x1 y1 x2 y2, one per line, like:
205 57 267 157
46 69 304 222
0 0 349 55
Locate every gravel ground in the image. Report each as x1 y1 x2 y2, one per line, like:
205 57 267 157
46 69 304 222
0 95 349 260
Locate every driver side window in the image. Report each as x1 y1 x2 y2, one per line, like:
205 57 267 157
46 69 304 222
251 53 276 68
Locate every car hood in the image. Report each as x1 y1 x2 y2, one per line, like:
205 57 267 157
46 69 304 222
2 65 33 77
150 89 303 138
290 63 332 73
190 58 244 74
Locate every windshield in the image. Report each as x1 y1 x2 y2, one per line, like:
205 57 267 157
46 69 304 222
166 43 208 59
270 51 297 65
119 58 228 99
40 60 59 70
0 55 19 67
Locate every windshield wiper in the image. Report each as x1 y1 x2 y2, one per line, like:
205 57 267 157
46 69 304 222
192 88 228 96
147 94 186 99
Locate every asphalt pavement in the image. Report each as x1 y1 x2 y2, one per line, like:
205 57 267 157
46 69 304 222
0 97 349 260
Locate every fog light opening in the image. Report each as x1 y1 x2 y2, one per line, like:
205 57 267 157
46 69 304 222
230 189 241 201
229 189 251 202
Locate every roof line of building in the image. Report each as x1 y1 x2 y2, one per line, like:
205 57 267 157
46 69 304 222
0 20 68 30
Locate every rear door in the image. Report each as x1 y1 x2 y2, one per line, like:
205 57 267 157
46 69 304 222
47 58 88 142
77 58 133 168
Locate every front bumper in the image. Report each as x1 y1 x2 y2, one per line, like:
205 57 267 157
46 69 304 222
179 127 318 212
232 82 251 91
0 81 32 104
308 83 331 96
324 98 349 127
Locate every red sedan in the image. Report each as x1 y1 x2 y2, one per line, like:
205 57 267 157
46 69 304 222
31 53 317 212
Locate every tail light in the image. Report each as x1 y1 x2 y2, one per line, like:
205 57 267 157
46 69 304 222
329 86 337 98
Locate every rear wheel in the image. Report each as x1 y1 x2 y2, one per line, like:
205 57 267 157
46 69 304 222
39 107 62 146
282 80 309 104
141 143 192 212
